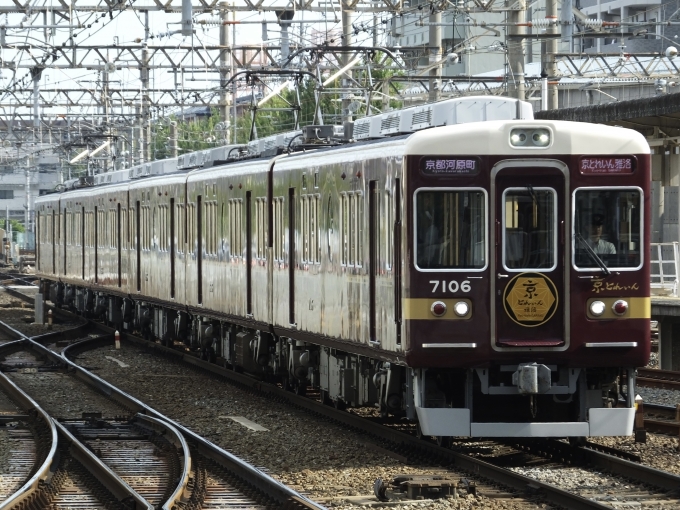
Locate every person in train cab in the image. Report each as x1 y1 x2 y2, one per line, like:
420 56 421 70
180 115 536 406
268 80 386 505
589 214 616 255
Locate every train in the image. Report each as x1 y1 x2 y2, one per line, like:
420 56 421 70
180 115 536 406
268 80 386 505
35 96 650 439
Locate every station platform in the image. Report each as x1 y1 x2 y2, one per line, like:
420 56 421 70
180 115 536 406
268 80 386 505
652 297 680 370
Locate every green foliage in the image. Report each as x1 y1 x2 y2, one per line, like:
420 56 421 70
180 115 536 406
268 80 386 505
2 219 24 234
151 110 225 160
146 55 406 153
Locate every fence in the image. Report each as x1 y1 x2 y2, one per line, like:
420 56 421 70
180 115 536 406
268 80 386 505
651 242 680 297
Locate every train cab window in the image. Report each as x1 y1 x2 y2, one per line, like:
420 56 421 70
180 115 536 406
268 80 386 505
573 188 642 270
415 189 486 270
502 187 556 271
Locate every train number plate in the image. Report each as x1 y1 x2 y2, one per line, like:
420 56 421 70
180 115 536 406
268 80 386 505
430 280 471 293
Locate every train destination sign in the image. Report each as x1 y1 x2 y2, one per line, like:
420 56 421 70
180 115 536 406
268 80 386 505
421 157 481 176
579 157 634 175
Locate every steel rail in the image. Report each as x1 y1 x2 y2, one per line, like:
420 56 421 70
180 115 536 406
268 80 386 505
0 367 58 510
134 413 192 510
1 321 326 510
53 419 154 510
64 331 619 510
638 367 680 389
0 339 157 509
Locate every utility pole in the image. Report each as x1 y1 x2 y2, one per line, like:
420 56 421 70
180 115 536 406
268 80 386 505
232 6 237 144
102 55 110 172
170 121 178 158
506 0 526 101
141 10 150 163
429 5 442 102
543 0 558 109
219 2 230 127
341 1 354 123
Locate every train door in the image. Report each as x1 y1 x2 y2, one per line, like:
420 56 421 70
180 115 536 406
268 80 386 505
246 191 252 316
288 187 295 326
51 210 56 274
369 180 378 342
170 198 175 299
63 206 67 275
117 203 122 288
136 201 141 292
94 206 98 284
197 195 203 304
492 162 567 349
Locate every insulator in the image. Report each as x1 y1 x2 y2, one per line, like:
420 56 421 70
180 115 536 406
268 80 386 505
529 19 557 28
196 18 222 26
581 19 604 27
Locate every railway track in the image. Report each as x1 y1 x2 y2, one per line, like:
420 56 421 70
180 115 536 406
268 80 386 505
4 282 680 508
58 327 680 510
0 318 323 509
638 367 680 390
0 357 150 509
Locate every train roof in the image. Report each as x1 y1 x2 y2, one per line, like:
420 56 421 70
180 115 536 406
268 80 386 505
405 120 650 156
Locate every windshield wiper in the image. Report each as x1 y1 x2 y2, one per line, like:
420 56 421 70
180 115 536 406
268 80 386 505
575 232 610 275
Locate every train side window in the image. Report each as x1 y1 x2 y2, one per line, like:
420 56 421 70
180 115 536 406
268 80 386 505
385 189 392 270
573 187 642 270
187 203 195 255
65 212 71 246
341 193 348 265
415 188 487 271
110 209 116 249
273 197 285 262
502 187 556 271
228 198 243 259
327 196 334 263
74 212 81 247
121 209 127 250
301 195 309 263
255 198 266 260
176 202 184 254
128 207 135 250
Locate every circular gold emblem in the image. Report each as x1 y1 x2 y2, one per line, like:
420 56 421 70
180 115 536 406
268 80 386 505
503 272 558 327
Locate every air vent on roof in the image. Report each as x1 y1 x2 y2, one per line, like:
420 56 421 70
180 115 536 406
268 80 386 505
380 113 401 134
411 105 434 130
353 116 383 140
380 108 415 136
247 139 263 155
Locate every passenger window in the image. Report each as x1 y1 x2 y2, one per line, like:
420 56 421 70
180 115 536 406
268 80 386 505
415 189 487 270
573 188 642 270
502 187 556 271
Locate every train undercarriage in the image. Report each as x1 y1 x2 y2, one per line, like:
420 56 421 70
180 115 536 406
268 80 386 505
47 281 637 438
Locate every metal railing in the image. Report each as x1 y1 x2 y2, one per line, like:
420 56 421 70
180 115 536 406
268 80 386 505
651 242 680 297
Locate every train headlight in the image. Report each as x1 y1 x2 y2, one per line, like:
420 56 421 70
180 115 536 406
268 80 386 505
612 300 629 315
510 128 551 148
431 301 447 317
510 129 528 146
531 129 551 147
453 301 469 317
590 300 606 317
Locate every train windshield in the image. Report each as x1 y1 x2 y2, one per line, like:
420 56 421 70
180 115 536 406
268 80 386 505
415 189 486 270
573 188 642 270
502 187 557 271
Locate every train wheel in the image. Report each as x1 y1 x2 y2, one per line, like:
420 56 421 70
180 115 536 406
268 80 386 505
415 422 424 440
569 436 587 447
436 436 452 448
294 381 307 396
334 399 346 411
320 390 332 406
